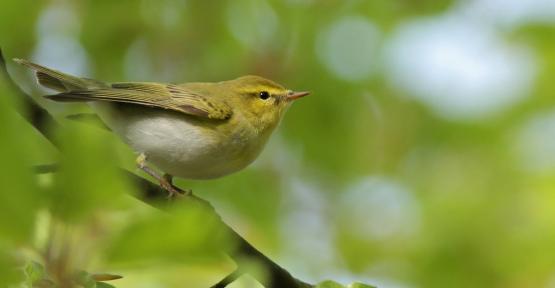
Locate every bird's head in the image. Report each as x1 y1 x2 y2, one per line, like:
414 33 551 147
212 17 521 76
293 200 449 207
222 75 309 132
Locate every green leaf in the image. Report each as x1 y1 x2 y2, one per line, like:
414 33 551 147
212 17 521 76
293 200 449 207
24 261 46 286
49 122 132 222
317 280 346 288
349 283 377 288
96 282 117 288
106 202 234 264
0 83 43 244
73 270 96 288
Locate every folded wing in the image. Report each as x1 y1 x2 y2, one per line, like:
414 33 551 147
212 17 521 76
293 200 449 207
14 59 232 120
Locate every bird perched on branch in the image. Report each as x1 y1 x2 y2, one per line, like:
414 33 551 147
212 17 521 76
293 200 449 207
14 58 309 198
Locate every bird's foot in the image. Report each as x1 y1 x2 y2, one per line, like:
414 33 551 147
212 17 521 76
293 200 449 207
160 174 192 199
136 153 192 200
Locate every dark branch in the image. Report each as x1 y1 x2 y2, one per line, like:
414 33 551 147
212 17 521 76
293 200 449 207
210 269 243 288
0 48 312 288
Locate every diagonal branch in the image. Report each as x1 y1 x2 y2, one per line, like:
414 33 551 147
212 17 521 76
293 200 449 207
0 48 312 288
210 269 243 288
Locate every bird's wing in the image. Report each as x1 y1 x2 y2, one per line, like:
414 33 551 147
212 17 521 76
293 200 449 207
48 82 233 120
13 59 231 119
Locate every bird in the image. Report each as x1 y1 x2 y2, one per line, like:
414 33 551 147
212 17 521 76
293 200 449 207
14 58 309 198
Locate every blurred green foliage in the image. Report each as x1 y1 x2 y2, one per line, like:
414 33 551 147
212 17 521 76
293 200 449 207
50 122 130 222
0 83 42 244
0 249 22 286
106 202 233 264
1 0 555 287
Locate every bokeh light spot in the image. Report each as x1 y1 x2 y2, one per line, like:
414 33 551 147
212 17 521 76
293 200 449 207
33 3 89 76
385 17 536 120
226 0 279 50
340 176 420 241
316 16 381 82
458 0 555 28
514 110 555 173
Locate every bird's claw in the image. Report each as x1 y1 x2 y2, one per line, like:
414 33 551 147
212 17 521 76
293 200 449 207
159 176 191 199
136 153 192 200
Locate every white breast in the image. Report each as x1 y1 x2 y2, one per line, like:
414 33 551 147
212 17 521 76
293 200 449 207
91 103 270 179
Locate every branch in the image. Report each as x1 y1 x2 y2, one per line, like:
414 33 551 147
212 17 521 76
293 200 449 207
0 48 312 288
210 269 243 288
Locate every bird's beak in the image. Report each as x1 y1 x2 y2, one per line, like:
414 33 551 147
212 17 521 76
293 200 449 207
287 91 310 101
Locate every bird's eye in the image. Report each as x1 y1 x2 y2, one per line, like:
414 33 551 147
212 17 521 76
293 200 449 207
259 91 270 100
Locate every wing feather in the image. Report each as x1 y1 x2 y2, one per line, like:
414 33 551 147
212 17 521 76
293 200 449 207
48 82 232 120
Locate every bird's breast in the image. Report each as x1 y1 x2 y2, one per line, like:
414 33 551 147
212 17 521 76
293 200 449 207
92 104 270 179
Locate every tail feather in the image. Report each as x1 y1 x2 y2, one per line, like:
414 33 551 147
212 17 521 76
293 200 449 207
36 71 66 91
13 58 105 92
44 91 99 102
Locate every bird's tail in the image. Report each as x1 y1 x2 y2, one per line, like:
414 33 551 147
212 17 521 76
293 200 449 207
13 58 105 92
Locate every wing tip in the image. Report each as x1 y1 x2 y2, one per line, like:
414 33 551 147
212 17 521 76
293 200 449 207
44 91 90 102
12 58 27 65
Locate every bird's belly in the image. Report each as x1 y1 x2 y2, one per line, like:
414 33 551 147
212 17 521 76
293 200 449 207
92 104 263 179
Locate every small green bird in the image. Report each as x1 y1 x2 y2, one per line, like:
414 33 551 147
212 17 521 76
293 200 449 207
14 58 309 197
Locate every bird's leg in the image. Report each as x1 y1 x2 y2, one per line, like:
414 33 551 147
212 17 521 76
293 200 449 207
136 153 189 199
162 173 192 198
158 173 185 199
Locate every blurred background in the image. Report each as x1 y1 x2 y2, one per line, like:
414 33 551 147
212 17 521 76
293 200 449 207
1 0 555 287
